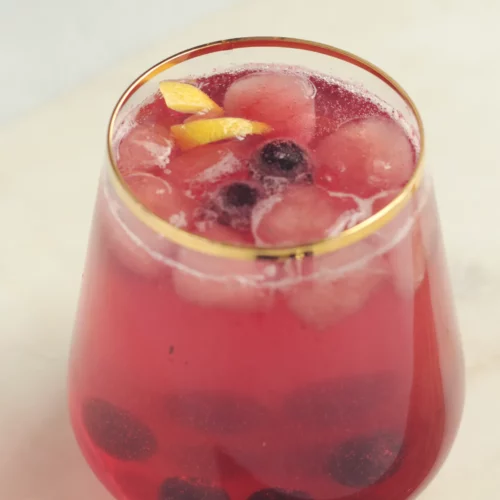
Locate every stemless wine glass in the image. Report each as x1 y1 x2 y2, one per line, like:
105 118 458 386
69 37 464 500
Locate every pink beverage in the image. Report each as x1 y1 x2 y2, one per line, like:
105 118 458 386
69 39 464 500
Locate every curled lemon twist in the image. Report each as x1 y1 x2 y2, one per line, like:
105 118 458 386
160 81 272 149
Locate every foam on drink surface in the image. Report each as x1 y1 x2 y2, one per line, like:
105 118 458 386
104 64 430 321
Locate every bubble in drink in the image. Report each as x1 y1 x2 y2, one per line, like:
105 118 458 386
315 116 414 196
117 124 174 176
313 114 338 142
224 72 317 143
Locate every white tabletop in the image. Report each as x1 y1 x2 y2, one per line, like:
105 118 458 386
0 0 240 124
1 0 499 498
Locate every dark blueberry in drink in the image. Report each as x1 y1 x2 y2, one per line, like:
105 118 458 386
224 182 260 207
211 181 262 229
165 391 267 434
82 398 157 461
326 433 403 488
253 140 311 182
284 372 397 427
159 477 229 500
247 488 312 500
261 141 306 173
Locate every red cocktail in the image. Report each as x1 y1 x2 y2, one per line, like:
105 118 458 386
69 38 464 500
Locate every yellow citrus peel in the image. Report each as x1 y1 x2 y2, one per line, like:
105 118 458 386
159 81 223 115
170 118 273 150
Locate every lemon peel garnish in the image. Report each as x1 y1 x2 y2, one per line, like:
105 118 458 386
171 118 272 150
159 81 223 115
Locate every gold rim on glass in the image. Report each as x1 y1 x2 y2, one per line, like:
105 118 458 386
107 36 425 261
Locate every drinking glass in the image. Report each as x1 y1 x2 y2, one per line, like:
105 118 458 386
69 37 464 500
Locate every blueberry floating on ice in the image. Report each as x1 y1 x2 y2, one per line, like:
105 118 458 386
158 477 229 500
210 181 262 230
82 398 157 461
253 140 311 182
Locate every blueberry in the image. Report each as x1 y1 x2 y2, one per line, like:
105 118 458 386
211 182 262 229
224 182 260 207
165 391 267 434
254 140 311 182
284 373 398 428
247 488 312 500
261 141 305 172
158 477 229 500
326 433 403 488
82 398 157 461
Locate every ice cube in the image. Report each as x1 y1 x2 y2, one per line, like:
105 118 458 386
101 174 195 278
415 180 439 259
125 172 197 228
370 188 433 298
166 141 255 200
172 225 274 311
117 124 174 176
224 72 316 144
387 226 427 297
315 117 415 196
252 185 359 246
286 241 388 329
106 221 173 279
372 190 400 214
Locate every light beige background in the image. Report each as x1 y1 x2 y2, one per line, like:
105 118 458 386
0 0 240 124
1 0 499 498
